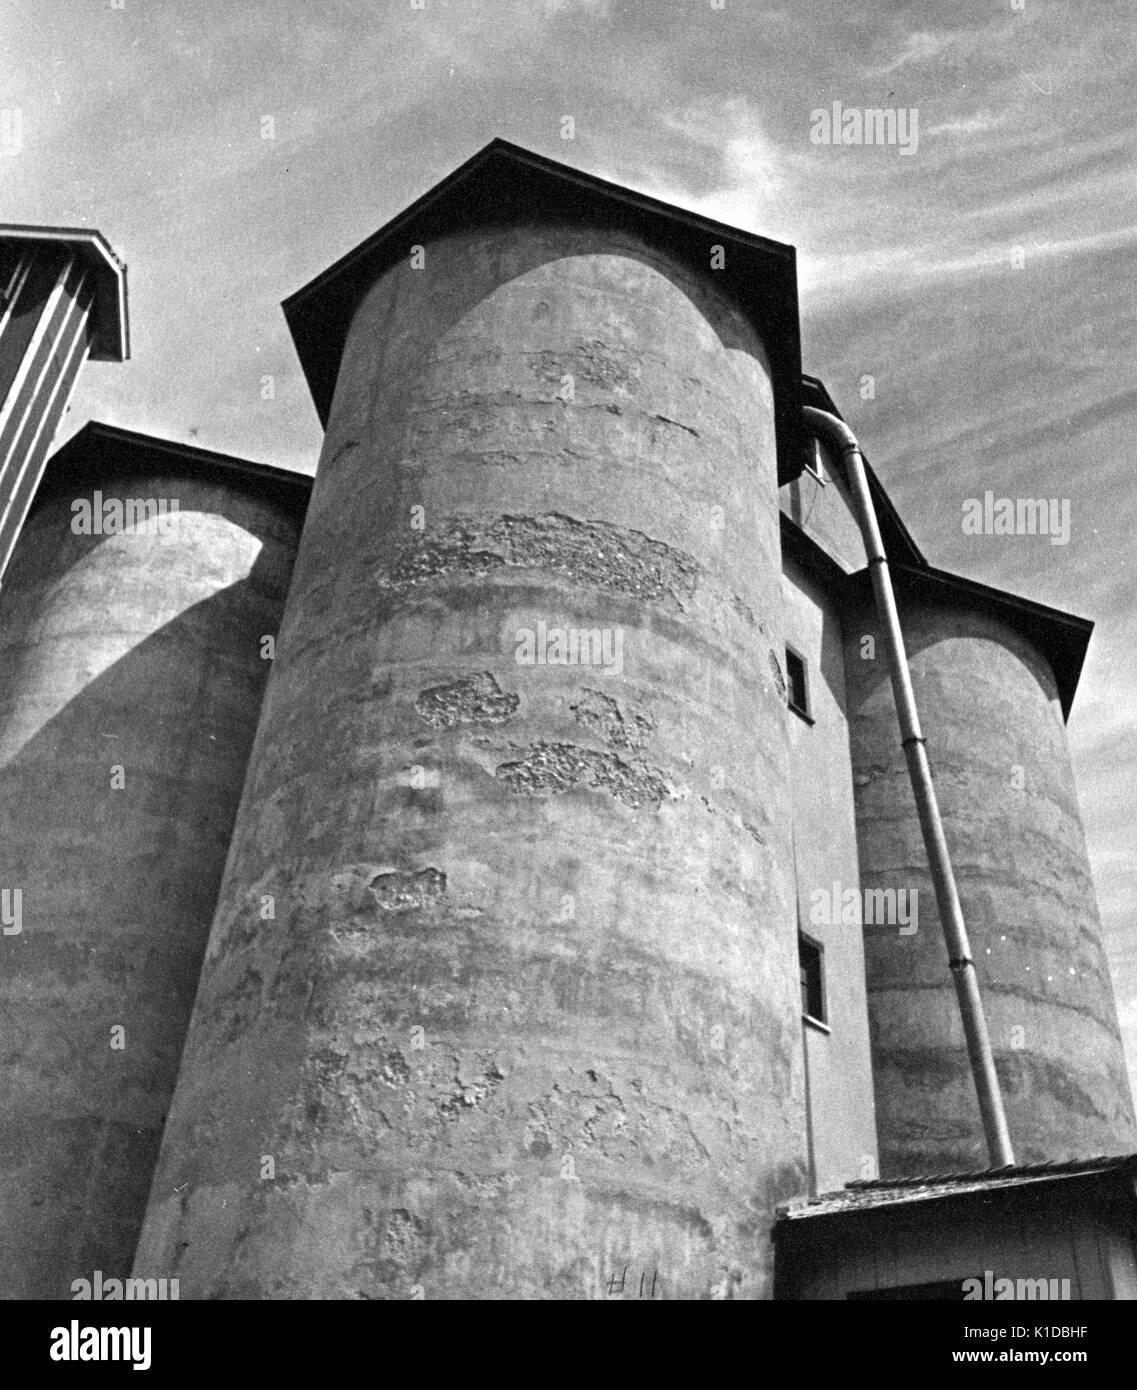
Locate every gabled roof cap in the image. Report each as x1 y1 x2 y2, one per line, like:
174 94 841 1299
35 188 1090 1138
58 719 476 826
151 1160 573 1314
283 138 805 482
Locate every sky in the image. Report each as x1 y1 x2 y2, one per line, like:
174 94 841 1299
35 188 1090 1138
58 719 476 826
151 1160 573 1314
4 0 1136 1085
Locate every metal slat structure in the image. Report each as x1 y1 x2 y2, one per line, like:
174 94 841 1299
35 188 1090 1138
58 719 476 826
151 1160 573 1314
0 227 128 587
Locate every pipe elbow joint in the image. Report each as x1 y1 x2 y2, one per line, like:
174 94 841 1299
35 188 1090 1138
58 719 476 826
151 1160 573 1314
802 405 861 460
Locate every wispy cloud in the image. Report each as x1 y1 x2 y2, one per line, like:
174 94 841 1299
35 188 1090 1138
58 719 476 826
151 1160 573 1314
874 29 958 74
8 0 1136 1082
923 111 1002 137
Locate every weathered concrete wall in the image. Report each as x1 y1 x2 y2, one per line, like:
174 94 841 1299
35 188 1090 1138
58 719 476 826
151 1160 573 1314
782 557 878 1194
134 221 805 1299
846 597 1137 1175
0 471 300 1298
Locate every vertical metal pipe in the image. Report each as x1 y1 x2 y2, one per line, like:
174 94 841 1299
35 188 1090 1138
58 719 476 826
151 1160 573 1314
803 406 1015 1169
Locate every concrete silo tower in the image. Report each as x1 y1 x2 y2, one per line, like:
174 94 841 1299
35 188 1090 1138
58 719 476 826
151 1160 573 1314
0 425 308 1296
134 140 811 1299
845 566 1137 1175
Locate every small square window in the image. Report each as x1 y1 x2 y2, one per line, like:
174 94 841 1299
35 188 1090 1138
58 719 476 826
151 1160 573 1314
785 645 811 722
799 933 825 1024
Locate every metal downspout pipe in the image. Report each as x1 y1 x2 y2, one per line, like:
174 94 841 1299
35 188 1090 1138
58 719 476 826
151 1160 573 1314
803 406 1015 1170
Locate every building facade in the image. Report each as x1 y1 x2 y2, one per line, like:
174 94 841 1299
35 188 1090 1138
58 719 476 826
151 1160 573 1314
0 142 1133 1299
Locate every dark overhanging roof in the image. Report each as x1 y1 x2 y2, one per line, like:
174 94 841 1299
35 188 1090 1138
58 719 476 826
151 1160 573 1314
783 510 1091 720
793 375 1091 720
282 137 806 484
800 374 926 568
881 561 1091 721
0 224 129 361
33 421 312 522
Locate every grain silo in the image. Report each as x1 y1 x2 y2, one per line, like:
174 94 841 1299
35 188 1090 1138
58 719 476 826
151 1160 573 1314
845 571 1137 1175
0 424 307 1296
132 139 811 1299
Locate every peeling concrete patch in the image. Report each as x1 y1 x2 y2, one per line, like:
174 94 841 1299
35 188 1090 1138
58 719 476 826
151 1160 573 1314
495 740 671 811
373 1208 428 1273
383 524 505 590
452 1169 521 1199
740 818 768 847
768 650 786 701
525 1132 554 1159
575 338 633 390
698 795 768 847
367 867 446 912
579 1091 630 1149
569 687 654 752
532 338 634 392
380 1051 411 1087
414 672 520 729
378 514 700 608
440 1060 505 1120
651 412 699 438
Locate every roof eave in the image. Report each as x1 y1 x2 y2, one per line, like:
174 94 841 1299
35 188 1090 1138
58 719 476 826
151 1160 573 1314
777 1158 1137 1229
281 138 805 484
0 224 129 361
36 421 311 520
859 560 1093 720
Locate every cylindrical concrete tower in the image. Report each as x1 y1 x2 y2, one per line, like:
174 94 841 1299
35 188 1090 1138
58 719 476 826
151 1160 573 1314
846 584 1137 1175
0 425 305 1297
134 158 807 1299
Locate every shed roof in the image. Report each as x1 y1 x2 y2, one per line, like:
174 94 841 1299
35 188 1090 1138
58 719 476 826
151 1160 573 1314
778 1153 1137 1225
